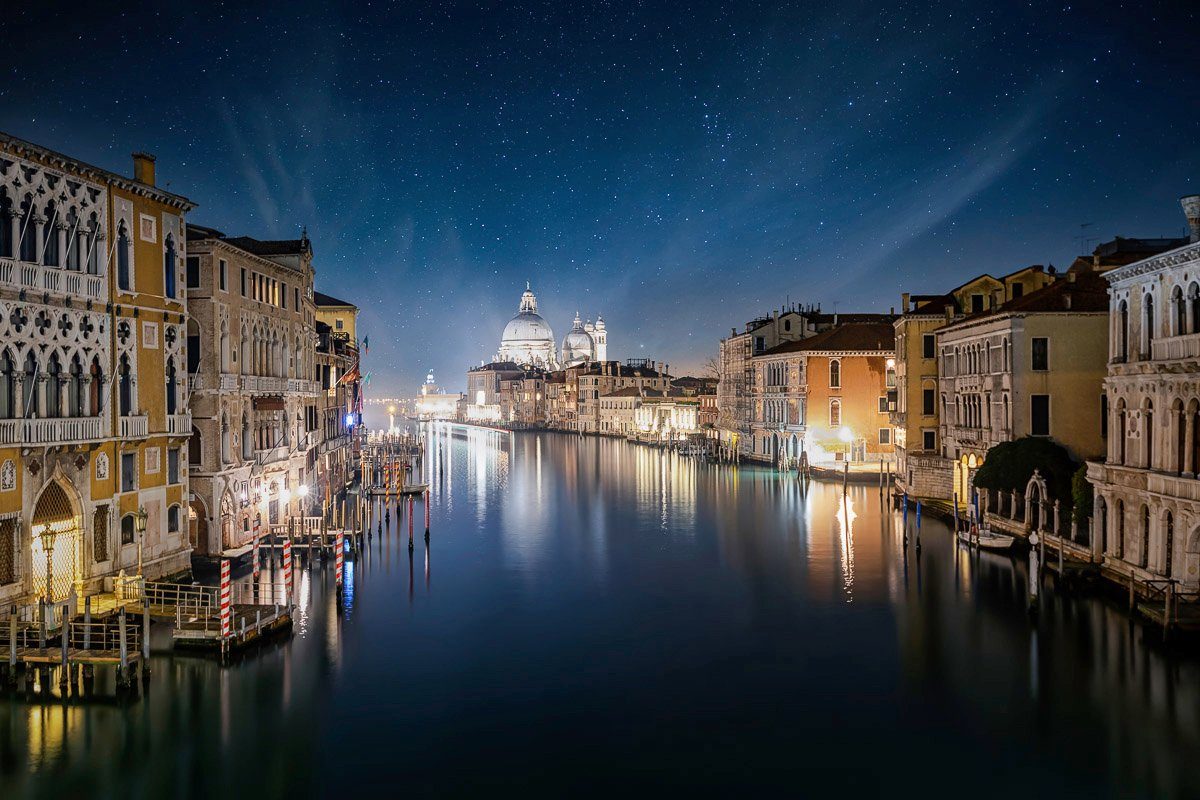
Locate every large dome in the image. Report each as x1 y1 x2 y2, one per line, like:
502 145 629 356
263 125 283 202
502 311 555 345
496 284 558 368
561 312 595 366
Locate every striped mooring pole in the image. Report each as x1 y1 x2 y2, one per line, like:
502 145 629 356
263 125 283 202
283 538 293 603
424 489 431 542
219 559 232 641
407 494 415 551
335 529 345 590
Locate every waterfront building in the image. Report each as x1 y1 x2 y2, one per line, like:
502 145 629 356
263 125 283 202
498 368 547 426
414 371 460 420
313 291 361 517
635 390 701 440
0 133 196 607
184 226 319 555
892 266 1055 500
1087 196 1200 588
465 361 525 422
753 321 897 467
937 268 1109 504
576 360 671 434
671 376 718 429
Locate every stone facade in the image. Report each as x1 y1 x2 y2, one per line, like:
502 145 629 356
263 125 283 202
184 226 319 556
1088 202 1200 588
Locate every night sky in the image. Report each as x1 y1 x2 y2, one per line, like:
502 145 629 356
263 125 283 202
2 1 1198 395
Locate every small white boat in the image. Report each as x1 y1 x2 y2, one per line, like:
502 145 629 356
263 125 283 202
957 527 1016 553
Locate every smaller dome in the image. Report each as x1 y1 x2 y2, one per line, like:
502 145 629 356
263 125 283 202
561 312 595 366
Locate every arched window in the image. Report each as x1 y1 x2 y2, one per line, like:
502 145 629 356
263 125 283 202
829 359 840 389
187 318 201 374
64 208 80 270
1118 300 1129 361
1175 399 1187 476
1164 511 1175 577
1140 505 1151 569
163 233 177 299
167 504 181 534
1117 400 1127 465
118 354 132 416
1144 400 1154 470
1190 283 1200 335
1096 496 1108 554
45 353 61 418
0 350 14 419
42 200 59 266
22 350 38 417
165 356 178 415
88 357 103 416
85 213 100 275
1116 500 1125 559
116 222 131 290
18 196 35 262
241 416 252 459
829 398 841 427
1173 286 1187 336
190 425 203 466
68 355 83 417
0 189 12 258
120 514 135 545
1143 292 1155 356
220 413 231 464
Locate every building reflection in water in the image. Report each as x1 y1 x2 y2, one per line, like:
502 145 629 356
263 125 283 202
3 427 1200 797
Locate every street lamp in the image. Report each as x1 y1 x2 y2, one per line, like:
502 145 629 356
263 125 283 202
38 522 60 603
134 506 148 576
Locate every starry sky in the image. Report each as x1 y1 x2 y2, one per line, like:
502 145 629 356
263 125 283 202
2 1 1198 396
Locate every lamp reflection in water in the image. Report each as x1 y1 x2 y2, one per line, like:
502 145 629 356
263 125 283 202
836 494 857 601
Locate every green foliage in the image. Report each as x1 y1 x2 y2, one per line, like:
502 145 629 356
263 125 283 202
972 436 1077 503
1072 465 1094 521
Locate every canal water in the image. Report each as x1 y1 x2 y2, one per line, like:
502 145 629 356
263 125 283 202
2 425 1199 798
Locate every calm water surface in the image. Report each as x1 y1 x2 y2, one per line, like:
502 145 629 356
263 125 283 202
3 425 1199 798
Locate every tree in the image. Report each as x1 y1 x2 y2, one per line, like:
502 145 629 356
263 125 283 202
973 436 1077 504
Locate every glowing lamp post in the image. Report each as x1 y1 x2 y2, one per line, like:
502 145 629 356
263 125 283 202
38 523 60 603
134 505 148 576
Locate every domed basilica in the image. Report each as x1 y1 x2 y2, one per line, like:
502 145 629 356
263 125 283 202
495 284 607 369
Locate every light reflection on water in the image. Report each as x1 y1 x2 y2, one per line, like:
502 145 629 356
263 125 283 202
2 426 1199 798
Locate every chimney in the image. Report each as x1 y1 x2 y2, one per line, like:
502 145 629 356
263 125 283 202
944 305 954 323
1182 194 1200 243
132 152 156 186
901 292 910 313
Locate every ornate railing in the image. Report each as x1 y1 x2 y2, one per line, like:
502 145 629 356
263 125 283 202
118 415 149 439
0 416 108 445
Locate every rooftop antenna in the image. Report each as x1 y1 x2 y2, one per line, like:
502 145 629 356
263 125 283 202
1075 222 1098 255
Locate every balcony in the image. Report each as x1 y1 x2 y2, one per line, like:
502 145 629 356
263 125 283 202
0 257 105 302
1151 333 1200 362
119 415 149 439
0 416 108 445
167 412 191 436
287 378 319 395
244 375 285 394
220 373 239 392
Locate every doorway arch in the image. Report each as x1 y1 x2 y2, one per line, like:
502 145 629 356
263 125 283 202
30 478 82 602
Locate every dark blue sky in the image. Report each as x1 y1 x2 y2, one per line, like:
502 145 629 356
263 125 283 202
2 1 1198 395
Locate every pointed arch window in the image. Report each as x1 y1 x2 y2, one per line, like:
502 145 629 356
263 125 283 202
22 351 38 417
45 353 62 418
1140 505 1151 569
88 357 103 416
42 201 59 266
163 233 177 298
85 213 100 275
1173 286 1187 336
68 355 83 417
0 190 12 259
118 354 132 416
0 350 14 419
1165 511 1175 577
1118 300 1129 361
64 208 80 270
165 357 178 415
116 222 131 290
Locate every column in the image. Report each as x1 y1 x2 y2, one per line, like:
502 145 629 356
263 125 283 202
54 225 66 268
1185 412 1195 477
33 217 44 264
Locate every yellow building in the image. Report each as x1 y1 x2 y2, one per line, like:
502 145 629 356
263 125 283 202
0 133 195 609
891 266 1053 501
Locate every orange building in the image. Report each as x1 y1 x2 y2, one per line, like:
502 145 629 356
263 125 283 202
754 321 896 466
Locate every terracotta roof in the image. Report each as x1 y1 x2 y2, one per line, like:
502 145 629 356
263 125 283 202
760 321 896 355
223 236 310 257
943 270 1109 328
314 290 356 308
908 265 1048 315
